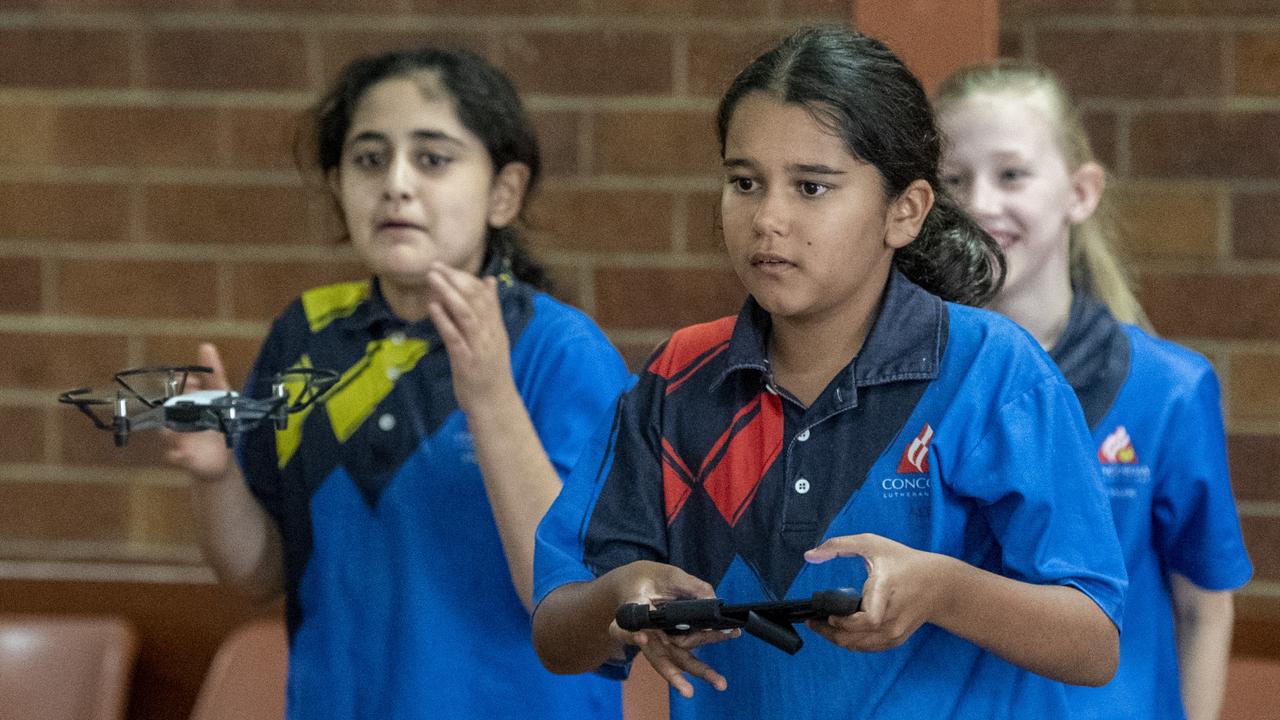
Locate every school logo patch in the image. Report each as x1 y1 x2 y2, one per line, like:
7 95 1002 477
896 423 934 474
1098 425 1138 464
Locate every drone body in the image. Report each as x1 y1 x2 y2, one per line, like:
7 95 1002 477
60 366 338 448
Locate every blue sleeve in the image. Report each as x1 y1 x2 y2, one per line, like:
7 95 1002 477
953 378 1129 630
534 360 666 608
516 303 633 484
1152 367 1253 590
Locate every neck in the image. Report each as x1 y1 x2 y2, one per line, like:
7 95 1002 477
378 277 436 323
990 272 1074 350
767 269 889 407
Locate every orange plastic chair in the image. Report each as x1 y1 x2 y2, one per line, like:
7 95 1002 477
188 617 288 720
1221 655 1280 720
0 614 138 720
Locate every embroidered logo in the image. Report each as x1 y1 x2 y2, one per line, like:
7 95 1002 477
896 423 934 474
1098 426 1138 464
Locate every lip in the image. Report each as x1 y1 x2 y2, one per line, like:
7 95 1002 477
749 251 796 268
981 228 1017 249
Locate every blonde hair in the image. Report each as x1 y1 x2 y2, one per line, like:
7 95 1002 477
934 60 1151 329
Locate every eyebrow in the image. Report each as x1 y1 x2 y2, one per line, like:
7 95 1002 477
721 158 846 175
346 129 465 146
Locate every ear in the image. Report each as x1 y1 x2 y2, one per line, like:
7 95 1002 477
1067 161 1105 225
487 162 531 229
885 179 935 250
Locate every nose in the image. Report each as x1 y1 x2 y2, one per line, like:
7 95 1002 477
382 152 414 202
967 176 1001 219
751 188 788 238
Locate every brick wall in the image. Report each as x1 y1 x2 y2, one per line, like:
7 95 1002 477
1 0 1276 628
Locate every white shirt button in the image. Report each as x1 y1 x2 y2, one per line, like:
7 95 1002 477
389 332 406 345
797 429 810 442
385 367 400 381
378 413 396 431
794 478 810 494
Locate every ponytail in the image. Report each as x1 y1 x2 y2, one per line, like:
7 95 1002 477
895 194 1005 306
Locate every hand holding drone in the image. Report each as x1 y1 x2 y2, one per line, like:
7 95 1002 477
59 364 338 448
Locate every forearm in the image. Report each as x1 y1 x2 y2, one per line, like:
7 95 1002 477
465 381 563 612
930 554 1119 686
1172 575 1234 720
188 462 283 602
532 574 629 674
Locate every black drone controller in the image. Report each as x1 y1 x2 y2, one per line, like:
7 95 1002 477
616 589 861 655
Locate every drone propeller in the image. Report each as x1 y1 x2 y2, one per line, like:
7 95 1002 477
114 365 213 407
268 367 340 413
57 387 116 431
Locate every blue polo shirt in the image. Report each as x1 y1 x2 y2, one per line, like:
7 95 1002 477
535 269 1128 720
1051 294 1252 719
237 265 631 720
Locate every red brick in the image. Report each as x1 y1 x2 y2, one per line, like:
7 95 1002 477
57 259 220 319
494 32 673 97
527 188 672 253
1001 0 1124 17
686 190 724 252
0 332 129 389
1233 192 1280 261
1137 272 1280 341
1132 112 1280 179
0 407 45 463
224 108 305 170
1035 29 1224 100
1228 352 1280 423
1228 433 1280 504
58 408 168 468
0 29 129 89
131 483 200 545
145 30 308 92
316 31 492 88
0 106 222 169
234 0 399 10
999 30 1025 59
1136 0 1280 16
0 182 130 243
1240 514 1280 582
142 335 267 393
1113 184 1219 260
543 263 583 309
226 260 366 320
1083 112 1119 171
1235 32 1280 97
0 480 130 542
144 184 310 246
594 111 720 177
413 0 577 12
594 266 744 330
532 111 581 178
783 0 855 18
687 31 786 98
0 258 41 313
589 0 769 16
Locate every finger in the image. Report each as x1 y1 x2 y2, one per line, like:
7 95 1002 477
197 343 231 391
642 635 727 694
637 636 696 699
667 628 741 649
803 533 877 564
427 271 484 335
656 566 717 600
427 302 472 359
858 568 887 624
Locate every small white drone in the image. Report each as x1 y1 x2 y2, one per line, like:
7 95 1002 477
60 365 338 447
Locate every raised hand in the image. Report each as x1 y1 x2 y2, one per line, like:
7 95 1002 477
163 342 236 482
803 533 947 652
425 261 515 414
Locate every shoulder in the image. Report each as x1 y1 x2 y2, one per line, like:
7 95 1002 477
942 302 1062 387
1122 324 1218 391
646 316 737 378
524 291 614 343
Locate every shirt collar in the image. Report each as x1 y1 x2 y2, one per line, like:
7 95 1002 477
712 266 944 391
336 254 515 339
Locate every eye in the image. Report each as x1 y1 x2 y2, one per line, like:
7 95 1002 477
418 152 452 169
940 172 966 190
999 167 1029 184
728 176 756 192
798 181 829 197
351 150 386 170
